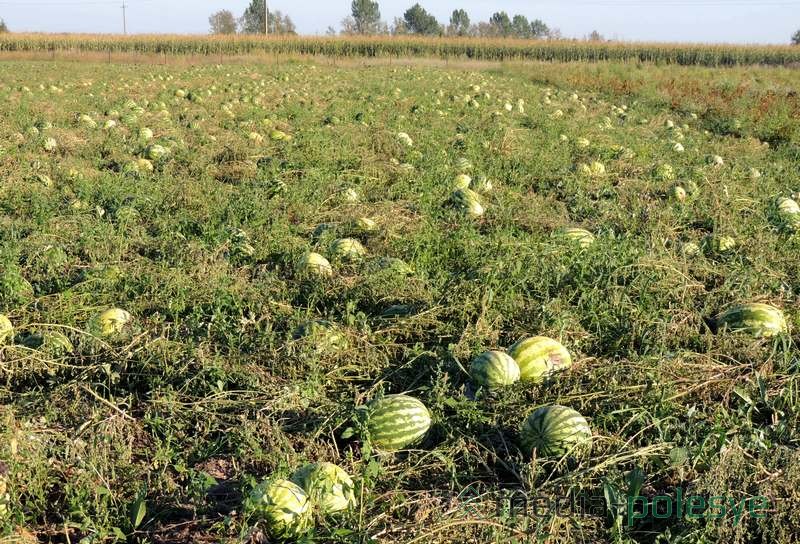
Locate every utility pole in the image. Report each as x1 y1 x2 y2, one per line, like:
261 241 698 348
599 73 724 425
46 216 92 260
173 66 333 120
121 1 127 35
264 0 268 35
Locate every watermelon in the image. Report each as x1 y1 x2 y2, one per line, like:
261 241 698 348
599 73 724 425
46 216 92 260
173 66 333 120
366 394 432 451
681 242 701 257
379 304 416 318
291 462 356 514
0 315 12 345
703 235 736 255
297 252 333 277
470 175 493 193
557 227 595 248
520 405 592 457
88 308 132 338
470 351 520 388
22 330 73 357
508 336 572 383
330 238 366 261
249 479 312 539
451 188 484 217
374 257 414 275
455 157 473 172
341 188 359 203
352 217 377 234
775 197 800 230
670 185 687 202
716 303 788 338
292 320 348 351
453 174 472 190
144 144 167 161
777 197 800 217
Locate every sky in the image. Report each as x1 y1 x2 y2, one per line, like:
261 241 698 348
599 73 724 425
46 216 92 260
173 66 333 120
0 0 797 44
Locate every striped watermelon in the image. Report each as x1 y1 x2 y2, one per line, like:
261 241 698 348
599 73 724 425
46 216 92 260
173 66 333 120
451 188 484 217
88 308 132 338
703 234 736 255
557 227 595 248
454 174 472 190
352 217 377 234
508 336 572 383
717 303 788 338
249 479 312 538
776 197 800 217
292 320 348 351
22 330 74 357
455 157 473 172
297 252 333 277
470 351 520 388
520 405 592 457
330 238 366 261
471 175 493 193
291 462 356 514
0 315 12 345
775 197 800 231
375 257 415 275
366 394 432 451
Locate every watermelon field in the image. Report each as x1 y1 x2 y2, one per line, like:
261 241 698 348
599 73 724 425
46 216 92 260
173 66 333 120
1 57 800 543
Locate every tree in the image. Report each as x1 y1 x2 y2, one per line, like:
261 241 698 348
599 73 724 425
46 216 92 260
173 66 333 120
0 18 8 33
448 9 470 36
489 11 512 37
209 10 236 35
391 16 409 35
351 0 381 34
511 14 530 38
239 0 295 35
588 30 604 41
793 29 800 45
403 4 441 35
530 19 549 39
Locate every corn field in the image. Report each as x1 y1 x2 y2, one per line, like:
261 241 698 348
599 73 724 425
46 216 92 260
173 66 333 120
0 33 799 66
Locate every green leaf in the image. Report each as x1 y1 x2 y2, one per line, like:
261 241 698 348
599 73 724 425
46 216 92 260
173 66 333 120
130 486 147 529
669 447 688 467
340 426 355 439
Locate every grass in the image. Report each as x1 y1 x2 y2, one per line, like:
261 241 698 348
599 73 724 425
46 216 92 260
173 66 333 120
0 57 799 543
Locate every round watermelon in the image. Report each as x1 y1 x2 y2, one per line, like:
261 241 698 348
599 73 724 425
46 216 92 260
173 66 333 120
716 303 788 338
330 238 366 261
297 252 333 277
776 197 800 217
557 227 595 248
470 351 520 388
703 234 736 255
88 308 132 338
291 462 356 514
375 257 415 276
520 405 592 457
353 217 377 234
451 188 484 217
292 320 348 352
366 394 432 451
22 330 74 357
453 174 472 190
249 479 312 538
0 315 12 345
508 336 572 383
470 175 493 193
455 157 473 172
144 144 168 161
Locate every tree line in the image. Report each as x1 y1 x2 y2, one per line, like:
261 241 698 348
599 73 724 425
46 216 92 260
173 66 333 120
339 2 555 39
209 0 296 36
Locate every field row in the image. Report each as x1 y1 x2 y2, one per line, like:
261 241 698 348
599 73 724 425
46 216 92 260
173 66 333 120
1 34 800 66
